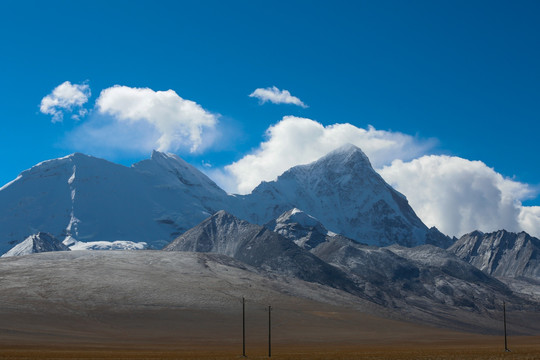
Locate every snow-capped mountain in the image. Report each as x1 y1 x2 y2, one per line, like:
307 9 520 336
449 230 540 279
237 144 452 247
1 147 540 338
2 232 69 257
0 144 453 253
163 210 357 292
0 151 229 254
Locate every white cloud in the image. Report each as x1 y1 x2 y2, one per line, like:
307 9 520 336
378 156 539 237
249 86 307 108
78 85 218 154
223 116 435 194
519 206 540 238
219 116 539 238
40 81 91 122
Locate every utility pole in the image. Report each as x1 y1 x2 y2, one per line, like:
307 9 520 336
242 297 246 357
503 301 510 352
268 305 272 358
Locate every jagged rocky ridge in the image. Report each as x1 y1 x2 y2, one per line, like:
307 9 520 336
163 210 358 293
266 208 516 310
450 230 540 279
164 210 533 330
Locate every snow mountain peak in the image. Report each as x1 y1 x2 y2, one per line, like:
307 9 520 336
0 151 230 254
2 232 70 258
279 143 376 186
242 144 445 247
149 149 188 166
134 150 225 195
320 143 372 167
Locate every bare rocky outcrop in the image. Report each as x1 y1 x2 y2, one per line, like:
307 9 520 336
449 230 540 279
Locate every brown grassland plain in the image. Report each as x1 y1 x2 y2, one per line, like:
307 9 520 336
0 308 539 360
1 252 539 359
1 340 540 360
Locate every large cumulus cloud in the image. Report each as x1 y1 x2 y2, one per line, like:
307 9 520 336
96 86 217 152
379 156 539 237
64 85 218 156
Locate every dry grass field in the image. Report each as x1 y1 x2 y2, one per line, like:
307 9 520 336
1 340 540 360
0 307 538 359
1 252 539 359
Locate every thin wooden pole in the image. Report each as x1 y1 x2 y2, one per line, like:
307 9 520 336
503 301 510 352
242 297 246 357
268 305 272 358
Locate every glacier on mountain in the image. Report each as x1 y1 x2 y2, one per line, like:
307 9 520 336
0 151 229 254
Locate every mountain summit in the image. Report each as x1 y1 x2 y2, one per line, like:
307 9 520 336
0 151 229 253
237 144 451 247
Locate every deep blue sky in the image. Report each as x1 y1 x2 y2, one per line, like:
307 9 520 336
1 0 539 205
